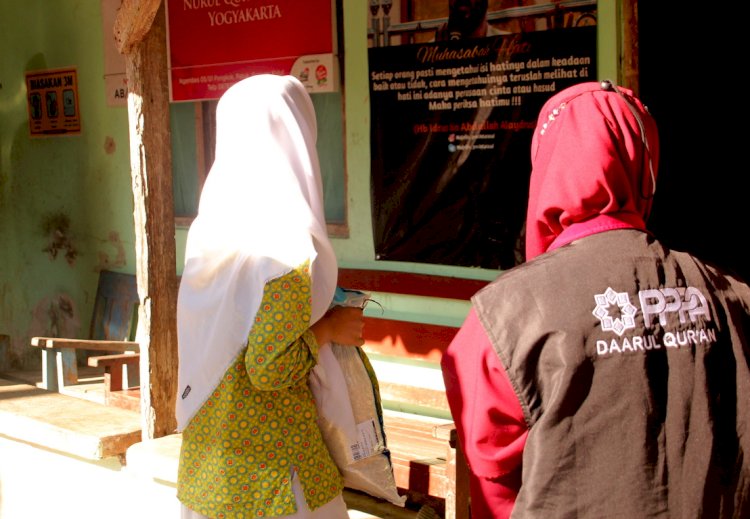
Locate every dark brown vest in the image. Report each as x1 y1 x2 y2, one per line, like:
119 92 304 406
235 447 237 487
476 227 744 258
473 230 750 518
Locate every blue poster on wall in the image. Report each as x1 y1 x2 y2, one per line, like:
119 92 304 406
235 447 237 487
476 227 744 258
369 25 596 269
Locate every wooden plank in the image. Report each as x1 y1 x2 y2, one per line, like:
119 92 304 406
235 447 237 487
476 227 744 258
31 337 139 352
446 431 470 519
88 353 141 411
390 457 448 498
87 353 140 369
362 317 458 363
88 353 140 390
386 435 449 460
382 411 453 513
343 489 418 519
0 377 141 460
40 347 77 390
338 268 488 300
378 382 449 413
107 388 141 413
89 270 139 341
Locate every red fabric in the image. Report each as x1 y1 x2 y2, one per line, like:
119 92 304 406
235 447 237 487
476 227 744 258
442 309 527 518
443 82 661 517
469 467 522 519
524 81 660 260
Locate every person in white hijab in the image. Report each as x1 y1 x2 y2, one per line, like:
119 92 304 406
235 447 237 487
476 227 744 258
175 74 364 519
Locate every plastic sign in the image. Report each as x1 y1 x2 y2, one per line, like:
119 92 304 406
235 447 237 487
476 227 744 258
25 68 81 137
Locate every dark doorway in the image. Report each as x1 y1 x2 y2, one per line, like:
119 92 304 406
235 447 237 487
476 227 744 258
638 5 747 281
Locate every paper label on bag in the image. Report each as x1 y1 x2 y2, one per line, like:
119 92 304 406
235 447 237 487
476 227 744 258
350 418 384 461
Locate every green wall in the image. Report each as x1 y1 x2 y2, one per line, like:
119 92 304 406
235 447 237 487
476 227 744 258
0 0 135 368
0 0 619 370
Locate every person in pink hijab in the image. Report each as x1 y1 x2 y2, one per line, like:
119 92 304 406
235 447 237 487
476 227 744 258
442 81 750 518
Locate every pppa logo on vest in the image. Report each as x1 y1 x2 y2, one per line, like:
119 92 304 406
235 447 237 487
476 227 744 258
592 287 717 356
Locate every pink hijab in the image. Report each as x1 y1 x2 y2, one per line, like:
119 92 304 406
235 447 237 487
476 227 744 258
524 81 660 261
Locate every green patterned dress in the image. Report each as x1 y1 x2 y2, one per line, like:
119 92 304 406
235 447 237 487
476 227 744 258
177 265 343 518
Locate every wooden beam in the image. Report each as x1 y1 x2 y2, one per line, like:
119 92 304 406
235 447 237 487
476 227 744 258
621 0 640 95
114 0 162 55
337 268 488 300
123 2 178 439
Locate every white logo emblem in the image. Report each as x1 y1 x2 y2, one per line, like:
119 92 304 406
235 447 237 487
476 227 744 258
592 287 638 336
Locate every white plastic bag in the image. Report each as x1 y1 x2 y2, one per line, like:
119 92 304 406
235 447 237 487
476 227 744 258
309 288 405 506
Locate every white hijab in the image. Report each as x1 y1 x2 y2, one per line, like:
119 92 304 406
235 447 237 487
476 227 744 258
175 75 337 431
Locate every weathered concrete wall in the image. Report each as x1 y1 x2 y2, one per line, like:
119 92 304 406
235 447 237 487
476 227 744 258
0 0 136 370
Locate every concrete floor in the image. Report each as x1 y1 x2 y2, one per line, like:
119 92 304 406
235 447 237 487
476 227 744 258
0 368 432 518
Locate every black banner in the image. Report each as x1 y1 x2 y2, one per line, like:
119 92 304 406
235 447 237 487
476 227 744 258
370 26 596 269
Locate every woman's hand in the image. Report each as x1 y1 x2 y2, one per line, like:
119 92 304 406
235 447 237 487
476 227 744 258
310 306 365 347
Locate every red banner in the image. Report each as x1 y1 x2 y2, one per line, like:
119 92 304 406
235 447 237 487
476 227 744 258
166 0 334 101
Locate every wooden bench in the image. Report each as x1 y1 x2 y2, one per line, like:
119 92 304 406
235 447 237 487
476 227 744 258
87 352 142 411
31 270 141 409
32 268 486 517
338 268 489 519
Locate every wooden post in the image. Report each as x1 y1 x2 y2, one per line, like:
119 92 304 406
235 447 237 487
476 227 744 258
0 334 10 372
622 0 640 95
115 0 178 439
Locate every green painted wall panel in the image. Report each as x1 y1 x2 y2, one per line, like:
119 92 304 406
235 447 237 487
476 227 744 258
0 0 134 368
